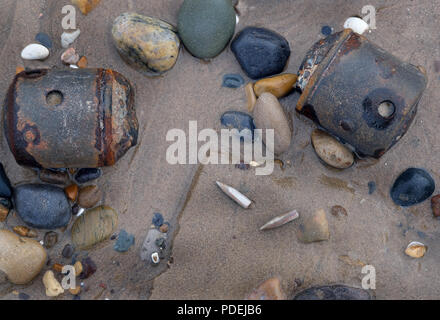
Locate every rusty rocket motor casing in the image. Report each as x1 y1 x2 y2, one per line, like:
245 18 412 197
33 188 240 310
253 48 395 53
4 68 138 168
296 29 427 158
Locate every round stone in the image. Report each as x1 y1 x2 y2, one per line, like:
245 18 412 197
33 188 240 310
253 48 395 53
390 168 435 207
311 129 354 169
71 205 118 249
14 184 71 229
178 0 236 59
0 230 47 285
112 13 180 75
231 27 291 79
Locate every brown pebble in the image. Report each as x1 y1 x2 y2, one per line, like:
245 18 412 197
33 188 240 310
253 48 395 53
77 185 102 208
43 231 58 248
52 263 64 273
64 184 79 202
61 47 80 64
431 194 440 217
13 226 37 238
245 82 256 112
0 204 10 222
69 285 81 295
245 277 286 300
74 261 83 276
77 56 88 68
16 66 25 74
331 205 348 217
254 73 297 98
159 224 169 233
39 169 70 185
71 0 101 15
79 257 97 279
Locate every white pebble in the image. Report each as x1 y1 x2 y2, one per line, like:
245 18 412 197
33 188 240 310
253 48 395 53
21 43 49 60
61 29 81 48
343 17 369 35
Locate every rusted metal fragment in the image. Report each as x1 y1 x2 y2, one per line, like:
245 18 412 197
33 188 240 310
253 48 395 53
296 29 427 158
3 68 138 168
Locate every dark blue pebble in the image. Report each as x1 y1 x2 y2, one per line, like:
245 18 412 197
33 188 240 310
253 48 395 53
75 168 102 184
0 197 12 209
221 111 255 140
152 212 164 227
231 26 291 79
293 285 372 300
14 184 71 229
18 293 30 300
390 168 435 207
35 32 52 49
321 25 333 36
222 74 245 88
368 181 376 195
0 163 12 198
114 229 135 252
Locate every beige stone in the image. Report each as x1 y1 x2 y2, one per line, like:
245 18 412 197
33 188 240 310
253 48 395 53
246 277 286 300
254 73 297 98
311 129 354 169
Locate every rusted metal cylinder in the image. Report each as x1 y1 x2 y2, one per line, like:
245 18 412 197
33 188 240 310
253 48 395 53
296 29 427 158
3 68 138 168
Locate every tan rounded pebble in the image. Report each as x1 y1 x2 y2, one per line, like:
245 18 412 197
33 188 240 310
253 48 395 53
405 241 427 258
69 285 81 295
43 270 64 297
64 184 79 202
245 82 257 112
254 73 297 98
12 226 37 238
77 185 102 208
159 224 169 233
15 66 25 74
297 209 329 243
71 205 118 249
246 277 286 300
74 261 83 276
77 56 88 68
253 92 292 155
0 230 47 285
311 129 354 169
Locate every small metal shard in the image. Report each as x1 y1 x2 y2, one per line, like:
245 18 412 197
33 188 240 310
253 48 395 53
260 210 299 231
216 181 252 209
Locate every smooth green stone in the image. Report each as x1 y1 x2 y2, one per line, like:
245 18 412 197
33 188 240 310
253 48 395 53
178 0 236 59
71 205 118 249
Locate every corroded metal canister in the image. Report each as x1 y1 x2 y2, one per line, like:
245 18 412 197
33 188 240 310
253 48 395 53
4 68 138 168
296 29 427 158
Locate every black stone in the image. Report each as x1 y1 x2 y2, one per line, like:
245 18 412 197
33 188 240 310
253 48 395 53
35 32 52 49
18 292 30 300
368 181 376 195
79 257 97 279
74 168 102 184
221 111 255 140
0 163 12 198
230 27 291 79
0 198 12 209
222 74 245 88
293 285 372 300
390 168 435 207
14 184 71 229
62 244 75 259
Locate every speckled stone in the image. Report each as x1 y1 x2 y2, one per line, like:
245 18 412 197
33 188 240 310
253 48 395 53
0 230 47 285
14 184 71 229
311 129 354 169
231 27 291 79
71 205 118 249
112 13 180 75
178 0 236 59
293 285 372 300
390 168 435 207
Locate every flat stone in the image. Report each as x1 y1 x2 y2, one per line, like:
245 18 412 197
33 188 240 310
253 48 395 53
74 168 102 184
61 29 81 48
39 169 70 185
222 74 245 88
113 229 135 252
43 231 58 249
253 92 292 155
0 163 12 198
14 184 71 229
21 43 49 60
231 27 291 79
293 285 372 300
178 0 236 59
245 277 286 300
297 208 330 243
390 168 435 207
254 73 297 98
77 185 102 208
221 111 255 140
112 13 180 75
0 230 47 285
35 32 52 48
61 47 80 64
71 205 118 249
311 129 354 169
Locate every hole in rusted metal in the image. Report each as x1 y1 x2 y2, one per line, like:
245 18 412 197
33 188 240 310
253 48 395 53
378 100 395 119
46 90 63 106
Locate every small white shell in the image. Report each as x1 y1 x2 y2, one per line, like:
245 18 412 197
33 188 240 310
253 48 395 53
260 210 299 231
216 181 252 209
21 44 49 60
151 252 160 264
343 17 369 35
